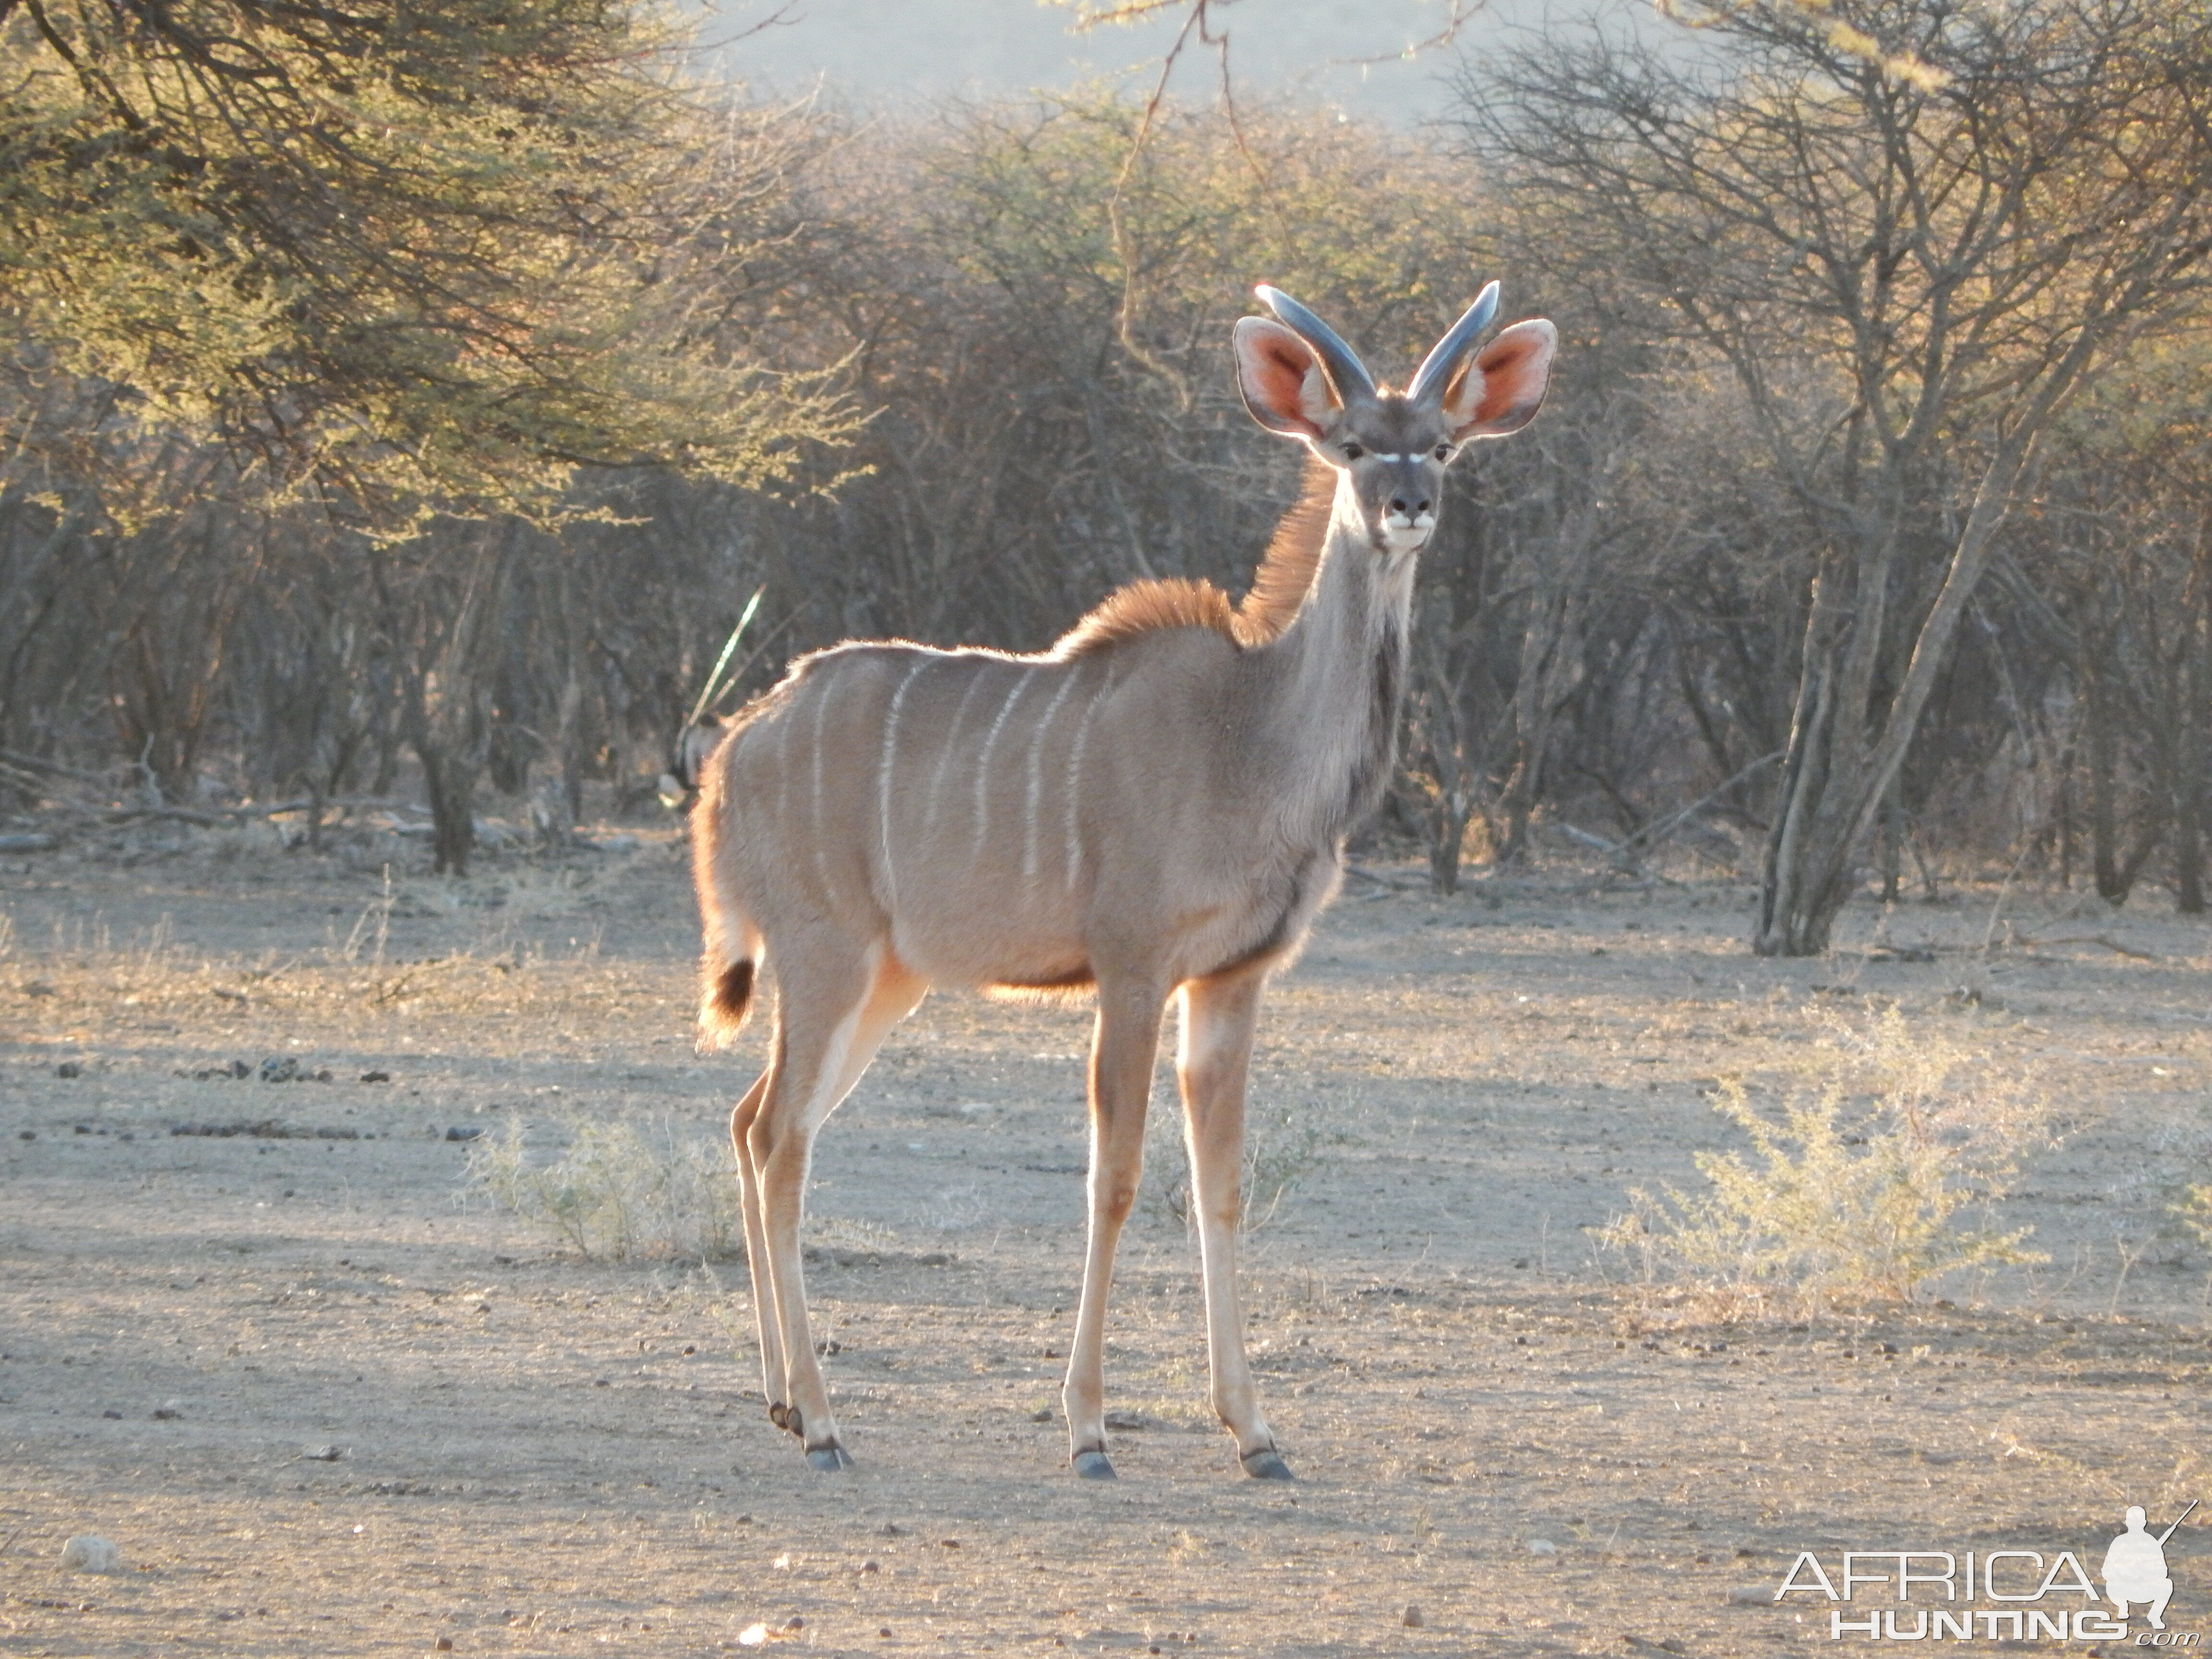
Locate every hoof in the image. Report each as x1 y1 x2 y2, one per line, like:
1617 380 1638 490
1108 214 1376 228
768 1402 793 1433
1071 1450 1117 1480
805 1444 854 1472
1240 1448 1295 1481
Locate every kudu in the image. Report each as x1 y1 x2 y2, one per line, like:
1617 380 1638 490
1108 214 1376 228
692 282 1556 1478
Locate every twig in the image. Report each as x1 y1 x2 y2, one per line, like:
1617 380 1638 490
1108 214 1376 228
1343 863 1423 891
1339 0 1485 65
2008 933 2158 962
1563 822 1633 862
1978 835 2038 956
1616 750 1784 854
0 747 118 788
1563 753 1783 877
12 784 415 828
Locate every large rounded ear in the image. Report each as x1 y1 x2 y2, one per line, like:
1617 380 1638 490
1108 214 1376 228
1441 319 1558 441
1234 316 1340 441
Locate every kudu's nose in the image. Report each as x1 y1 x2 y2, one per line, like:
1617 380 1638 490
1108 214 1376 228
1389 494 1432 517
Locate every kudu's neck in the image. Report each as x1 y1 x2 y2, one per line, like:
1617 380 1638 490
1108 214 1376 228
1254 477 1417 845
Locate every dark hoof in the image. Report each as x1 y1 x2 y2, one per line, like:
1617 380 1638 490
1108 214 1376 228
1240 1448 1295 1481
805 1444 854 1472
768 1401 792 1432
1071 1450 1117 1480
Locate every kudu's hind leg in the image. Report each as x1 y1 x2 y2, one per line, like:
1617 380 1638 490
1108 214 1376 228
1178 972 1290 1479
1063 979 1166 1479
729 1070 785 1426
750 945 925 1470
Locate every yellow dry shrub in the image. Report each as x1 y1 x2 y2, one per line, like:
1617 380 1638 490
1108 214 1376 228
1604 1004 2054 1310
469 1109 743 1262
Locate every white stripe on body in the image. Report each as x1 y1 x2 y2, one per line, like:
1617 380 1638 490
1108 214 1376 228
1061 663 1115 891
971 666 1035 864
1022 669 1082 885
877 657 929 909
924 664 993 843
807 668 840 905
771 686 794 838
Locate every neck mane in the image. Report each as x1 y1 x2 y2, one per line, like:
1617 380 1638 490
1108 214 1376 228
1054 459 1336 658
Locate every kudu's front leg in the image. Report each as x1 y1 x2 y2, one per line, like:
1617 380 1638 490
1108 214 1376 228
1178 971 1290 1479
1063 980 1166 1479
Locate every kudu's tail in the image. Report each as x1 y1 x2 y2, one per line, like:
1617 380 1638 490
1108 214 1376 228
690 742 764 1048
703 950 758 1042
697 890 763 1046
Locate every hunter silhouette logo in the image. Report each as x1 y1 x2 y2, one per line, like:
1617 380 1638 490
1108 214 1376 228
1775 1497 2199 1642
2108 1502 2195 1634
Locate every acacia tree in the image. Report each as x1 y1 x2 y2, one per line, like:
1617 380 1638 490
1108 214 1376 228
0 0 857 858
0 0 853 518
2005 331 2212 909
1465 0 2212 953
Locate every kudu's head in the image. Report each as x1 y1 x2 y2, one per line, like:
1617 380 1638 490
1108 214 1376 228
1233 282 1557 558
659 716 730 813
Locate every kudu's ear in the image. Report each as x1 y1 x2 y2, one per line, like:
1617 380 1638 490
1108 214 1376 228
1439 319 1558 442
1234 317 1339 441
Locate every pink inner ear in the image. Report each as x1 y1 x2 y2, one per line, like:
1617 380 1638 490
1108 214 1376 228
1237 320 1334 437
1450 321 1556 437
1253 338 1313 411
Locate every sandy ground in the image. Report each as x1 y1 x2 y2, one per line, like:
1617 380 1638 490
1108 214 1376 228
1 825 2208 1656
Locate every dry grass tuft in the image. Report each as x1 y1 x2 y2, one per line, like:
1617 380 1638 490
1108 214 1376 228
1601 1004 2056 1314
468 1109 743 1262
1145 1103 1329 1236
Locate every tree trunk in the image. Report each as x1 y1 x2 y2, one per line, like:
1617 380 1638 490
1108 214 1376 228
1428 788 1471 895
1756 417 2067 955
397 531 509 877
2086 655 2127 902
2176 534 2211 914
420 746 480 877
1879 770 1904 906
1493 570 1587 866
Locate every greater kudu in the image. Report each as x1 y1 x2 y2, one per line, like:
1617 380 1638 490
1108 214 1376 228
692 282 1556 1478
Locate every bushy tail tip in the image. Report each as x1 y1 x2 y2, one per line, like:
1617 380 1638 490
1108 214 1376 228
701 957 755 1044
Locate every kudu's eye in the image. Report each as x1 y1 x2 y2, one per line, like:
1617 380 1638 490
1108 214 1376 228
1341 441 1364 460
1434 443 1452 460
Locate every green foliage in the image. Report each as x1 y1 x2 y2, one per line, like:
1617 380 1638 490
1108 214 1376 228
2178 1183 2212 1253
0 0 855 522
929 93 1489 394
468 1109 743 1262
1604 1006 2053 1309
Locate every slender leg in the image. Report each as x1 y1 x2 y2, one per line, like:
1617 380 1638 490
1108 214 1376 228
728 1069 784 1422
749 944 926 1470
1063 977 1166 1479
1178 971 1290 1479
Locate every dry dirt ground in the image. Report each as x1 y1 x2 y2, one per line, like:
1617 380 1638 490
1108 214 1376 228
2 825 2208 1657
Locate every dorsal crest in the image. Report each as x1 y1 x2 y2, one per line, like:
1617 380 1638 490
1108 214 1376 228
1055 459 1335 658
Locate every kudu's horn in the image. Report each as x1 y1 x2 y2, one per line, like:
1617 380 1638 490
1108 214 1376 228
685 586 766 732
1254 286 1377 402
1407 281 1502 405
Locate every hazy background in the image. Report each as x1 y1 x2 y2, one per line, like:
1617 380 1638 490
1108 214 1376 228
699 0 1565 123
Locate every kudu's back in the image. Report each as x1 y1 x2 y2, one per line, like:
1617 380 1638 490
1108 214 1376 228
692 610 1331 1037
